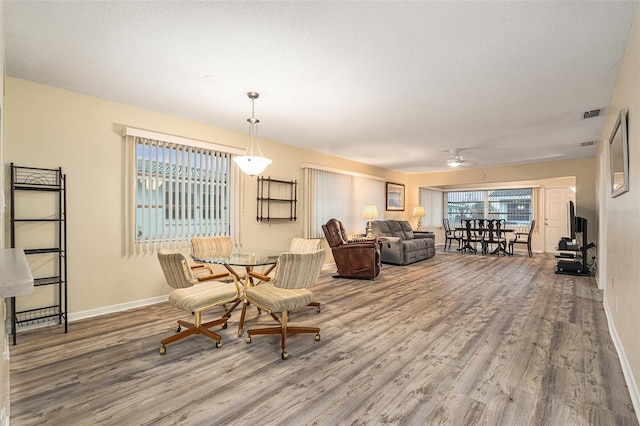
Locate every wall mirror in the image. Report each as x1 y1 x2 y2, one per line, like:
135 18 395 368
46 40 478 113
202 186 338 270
609 108 629 198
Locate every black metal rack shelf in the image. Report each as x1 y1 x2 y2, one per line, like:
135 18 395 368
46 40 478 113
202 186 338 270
256 176 297 222
9 163 68 345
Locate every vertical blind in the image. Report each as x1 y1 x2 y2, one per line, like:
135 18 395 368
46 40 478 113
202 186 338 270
419 187 444 228
303 165 385 238
125 132 239 254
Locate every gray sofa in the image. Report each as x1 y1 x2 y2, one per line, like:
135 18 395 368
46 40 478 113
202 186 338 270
371 220 436 265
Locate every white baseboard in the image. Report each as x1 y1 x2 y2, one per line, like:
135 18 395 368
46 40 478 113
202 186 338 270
68 295 168 322
603 298 640 424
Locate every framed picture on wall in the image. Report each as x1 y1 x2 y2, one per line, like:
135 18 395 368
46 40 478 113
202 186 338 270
386 182 405 211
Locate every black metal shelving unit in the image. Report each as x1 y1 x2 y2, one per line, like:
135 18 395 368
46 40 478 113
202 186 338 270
9 163 68 345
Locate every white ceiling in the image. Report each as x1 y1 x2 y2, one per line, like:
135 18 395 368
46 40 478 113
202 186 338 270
4 1 637 172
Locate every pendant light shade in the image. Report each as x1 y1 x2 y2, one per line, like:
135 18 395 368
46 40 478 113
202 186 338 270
233 92 272 176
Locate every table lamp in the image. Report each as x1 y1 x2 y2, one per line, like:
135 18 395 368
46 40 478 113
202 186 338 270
362 204 379 239
413 206 426 231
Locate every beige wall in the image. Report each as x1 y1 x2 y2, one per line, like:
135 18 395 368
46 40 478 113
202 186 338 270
3 77 407 315
596 5 640 413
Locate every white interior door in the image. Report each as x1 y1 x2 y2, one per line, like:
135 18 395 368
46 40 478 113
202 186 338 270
544 187 576 253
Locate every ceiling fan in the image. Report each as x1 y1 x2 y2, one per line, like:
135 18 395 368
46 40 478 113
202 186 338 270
447 148 475 168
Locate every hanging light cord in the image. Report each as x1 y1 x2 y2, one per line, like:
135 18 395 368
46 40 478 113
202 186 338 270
247 93 264 157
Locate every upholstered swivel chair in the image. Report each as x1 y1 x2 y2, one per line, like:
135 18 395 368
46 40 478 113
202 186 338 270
321 218 380 279
443 219 462 251
190 236 234 277
508 220 536 257
247 237 324 312
157 249 240 354
242 249 325 360
290 237 323 312
191 236 233 261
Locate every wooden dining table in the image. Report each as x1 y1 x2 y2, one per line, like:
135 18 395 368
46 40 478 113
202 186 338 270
454 226 514 255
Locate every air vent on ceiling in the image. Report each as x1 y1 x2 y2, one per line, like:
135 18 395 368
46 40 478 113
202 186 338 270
583 109 602 119
581 141 596 147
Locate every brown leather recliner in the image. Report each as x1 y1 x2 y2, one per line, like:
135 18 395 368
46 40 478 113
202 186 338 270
321 218 381 279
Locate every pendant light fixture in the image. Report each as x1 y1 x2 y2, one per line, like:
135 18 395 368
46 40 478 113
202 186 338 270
233 92 272 176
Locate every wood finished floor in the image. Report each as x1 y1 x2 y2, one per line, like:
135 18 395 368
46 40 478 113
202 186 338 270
10 251 638 425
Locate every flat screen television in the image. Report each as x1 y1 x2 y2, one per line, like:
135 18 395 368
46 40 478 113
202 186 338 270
568 200 576 240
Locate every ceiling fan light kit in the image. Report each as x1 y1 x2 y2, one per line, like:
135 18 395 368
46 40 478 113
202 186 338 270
447 148 473 168
447 157 462 167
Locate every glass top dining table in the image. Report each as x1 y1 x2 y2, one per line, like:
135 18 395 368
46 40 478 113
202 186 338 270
192 248 283 286
192 248 282 269
192 248 282 336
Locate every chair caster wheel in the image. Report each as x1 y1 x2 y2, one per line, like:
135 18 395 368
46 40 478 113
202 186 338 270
246 336 251 343
315 333 320 341
316 306 321 313
222 323 228 329
281 352 288 360
216 341 222 349
175 325 181 333
160 346 166 355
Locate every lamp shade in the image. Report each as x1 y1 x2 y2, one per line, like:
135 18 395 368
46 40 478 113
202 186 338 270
412 206 426 217
362 204 379 220
233 155 272 176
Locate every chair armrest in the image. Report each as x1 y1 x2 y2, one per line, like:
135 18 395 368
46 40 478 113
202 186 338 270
340 242 378 249
197 271 230 282
248 271 271 282
378 237 403 264
510 232 527 242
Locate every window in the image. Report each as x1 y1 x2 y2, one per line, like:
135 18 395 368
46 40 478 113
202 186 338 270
446 188 534 226
124 128 241 253
488 189 533 225
302 164 385 238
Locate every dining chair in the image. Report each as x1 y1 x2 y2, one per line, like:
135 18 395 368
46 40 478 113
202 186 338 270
462 219 482 253
242 249 325 360
191 236 233 260
483 219 507 256
476 219 487 240
248 237 323 312
508 220 536 257
443 219 462 251
290 237 323 313
156 249 240 354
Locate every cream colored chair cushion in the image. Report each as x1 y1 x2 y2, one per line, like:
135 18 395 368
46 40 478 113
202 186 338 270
244 284 313 313
169 281 239 313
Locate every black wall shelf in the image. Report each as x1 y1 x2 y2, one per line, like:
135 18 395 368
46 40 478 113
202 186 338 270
256 176 297 222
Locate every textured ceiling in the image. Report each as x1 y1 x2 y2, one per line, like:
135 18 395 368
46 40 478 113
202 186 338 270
4 1 638 172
